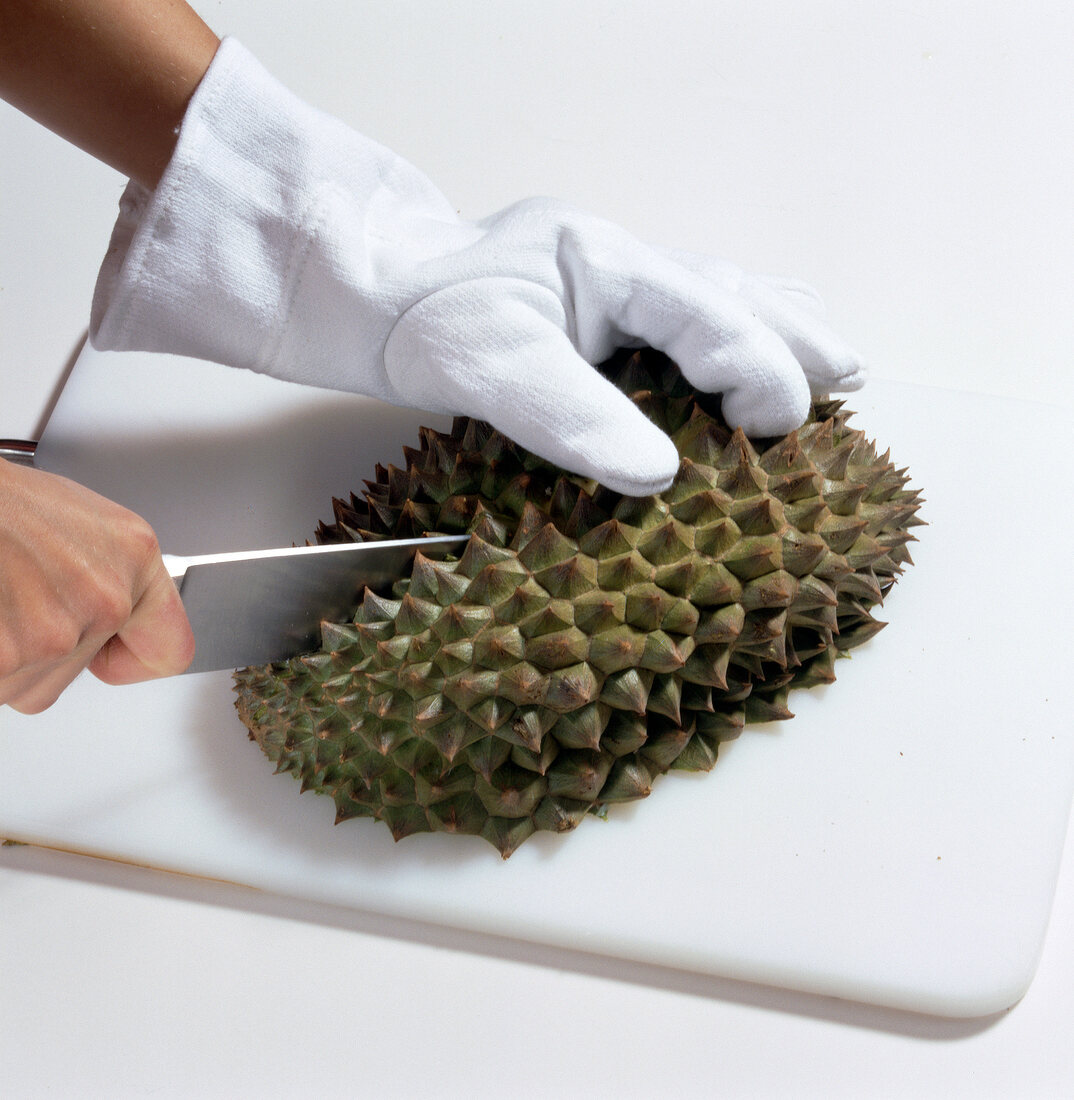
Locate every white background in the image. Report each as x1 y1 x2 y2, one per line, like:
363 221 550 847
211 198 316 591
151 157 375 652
2 2 1072 1095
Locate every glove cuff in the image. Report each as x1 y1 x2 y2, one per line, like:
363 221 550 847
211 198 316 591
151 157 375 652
92 38 296 369
89 37 430 397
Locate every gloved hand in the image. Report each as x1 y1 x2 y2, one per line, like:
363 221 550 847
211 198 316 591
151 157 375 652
91 37 865 497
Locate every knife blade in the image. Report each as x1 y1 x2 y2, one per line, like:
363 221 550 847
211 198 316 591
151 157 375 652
162 535 468 674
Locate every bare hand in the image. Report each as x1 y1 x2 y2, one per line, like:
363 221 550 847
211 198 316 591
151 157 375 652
0 459 195 714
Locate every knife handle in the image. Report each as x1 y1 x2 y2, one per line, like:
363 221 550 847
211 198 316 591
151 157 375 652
0 439 38 466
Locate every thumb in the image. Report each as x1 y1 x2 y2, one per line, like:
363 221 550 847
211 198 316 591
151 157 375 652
384 277 680 495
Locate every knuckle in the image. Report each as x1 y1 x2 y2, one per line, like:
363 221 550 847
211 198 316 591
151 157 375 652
28 617 82 667
0 636 20 679
124 514 162 567
91 580 135 635
41 621 83 664
11 620 79 669
84 517 161 637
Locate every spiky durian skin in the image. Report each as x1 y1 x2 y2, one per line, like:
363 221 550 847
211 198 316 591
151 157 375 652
234 349 923 857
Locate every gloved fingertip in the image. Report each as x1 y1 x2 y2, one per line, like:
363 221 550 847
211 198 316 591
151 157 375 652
575 421 680 497
843 357 869 390
599 453 680 497
811 351 868 396
720 376 812 438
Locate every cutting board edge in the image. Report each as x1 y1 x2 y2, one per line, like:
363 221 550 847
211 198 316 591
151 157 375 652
0 827 1050 1020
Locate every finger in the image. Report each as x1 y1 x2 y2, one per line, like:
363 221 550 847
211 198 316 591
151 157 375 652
5 662 83 714
654 247 744 293
579 232 859 427
580 247 813 436
385 277 681 495
657 248 827 319
755 275 827 318
2 642 99 714
89 558 195 685
737 275 866 394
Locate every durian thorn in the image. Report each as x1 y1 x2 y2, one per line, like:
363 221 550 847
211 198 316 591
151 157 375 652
807 416 835 451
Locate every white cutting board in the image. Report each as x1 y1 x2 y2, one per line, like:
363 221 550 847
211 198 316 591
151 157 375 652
2 344 1071 1018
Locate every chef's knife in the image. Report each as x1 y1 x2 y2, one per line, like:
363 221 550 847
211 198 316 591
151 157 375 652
163 535 469 674
4 439 467 674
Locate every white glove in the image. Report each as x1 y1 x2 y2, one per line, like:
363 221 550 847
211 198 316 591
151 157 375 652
91 37 865 497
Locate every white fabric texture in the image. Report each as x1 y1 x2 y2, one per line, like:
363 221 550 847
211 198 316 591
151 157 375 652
91 36 866 496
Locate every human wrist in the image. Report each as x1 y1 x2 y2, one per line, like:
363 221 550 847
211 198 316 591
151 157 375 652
89 38 405 391
0 0 219 188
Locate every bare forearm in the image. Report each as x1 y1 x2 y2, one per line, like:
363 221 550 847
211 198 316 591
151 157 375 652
0 0 219 188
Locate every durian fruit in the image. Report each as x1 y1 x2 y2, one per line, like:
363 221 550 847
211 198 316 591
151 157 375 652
234 349 922 857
